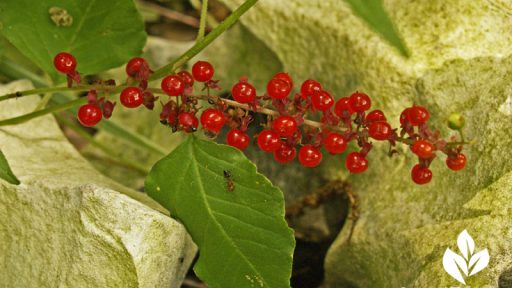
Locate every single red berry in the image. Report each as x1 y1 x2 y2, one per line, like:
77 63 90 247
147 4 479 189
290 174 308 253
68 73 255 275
120 87 144 108
411 164 432 185
366 109 386 124
311 90 334 111
125 57 146 77
407 105 430 126
177 71 194 87
267 78 291 99
54 52 77 74
191 61 214 82
272 116 297 137
368 121 392 140
400 108 411 125
273 72 293 89
298 145 323 168
323 133 347 155
200 108 226 133
348 92 371 112
227 129 250 150
257 130 281 152
345 152 368 173
178 112 198 132
411 140 435 159
232 81 256 104
446 153 466 171
300 79 322 98
161 75 185 96
334 97 354 117
77 103 102 127
274 143 296 164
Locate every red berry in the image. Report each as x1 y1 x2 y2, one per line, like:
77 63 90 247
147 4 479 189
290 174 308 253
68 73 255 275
178 112 198 132
125 57 146 77
161 75 185 96
273 72 293 89
345 152 368 173
200 108 226 133
300 80 322 98
77 103 102 127
411 164 432 185
348 92 371 112
177 71 194 87
272 116 297 137
298 145 323 168
54 52 77 74
311 90 334 111
232 81 256 104
411 140 435 159
267 78 291 99
366 109 386 124
227 129 250 150
368 121 392 140
120 87 144 108
274 143 296 164
257 130 281 152
334 97 354 117
400 108 410 125
407 105 430 126
323 133 347 154
191 61 214 82
446 153 466 171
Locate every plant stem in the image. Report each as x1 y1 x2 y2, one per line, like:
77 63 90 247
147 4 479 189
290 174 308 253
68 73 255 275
196 0 209 43
0 85 92 102
138 0 201 28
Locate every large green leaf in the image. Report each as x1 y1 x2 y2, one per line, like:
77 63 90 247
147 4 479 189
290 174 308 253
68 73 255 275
0 0 146 80
0 150 19 185
145 136 295 288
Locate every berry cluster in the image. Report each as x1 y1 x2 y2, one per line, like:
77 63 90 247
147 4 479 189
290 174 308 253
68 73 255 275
53 52 467 184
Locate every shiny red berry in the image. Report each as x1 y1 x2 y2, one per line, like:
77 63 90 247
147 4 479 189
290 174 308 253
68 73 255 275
227 129 250 150
54 52 77 74
177 71 194 87
232 81 256 104
274 143 296 164
366 109 386 124
348 92 371 112
311 90 334 111
411 140 435 159
300 80 322 98
411 164 432 185
272 116 297 137
273 72 293 89
446 153 466 171
120 87 144 108
407 105 430 126
178 112 198 132
267 78 291 99
125 57 146 77
368 121 392 140
191 61 214 82
334 97 354 117
323 133 347 155
77 103 102 127
161 75 185 96
200 108 225 133
298 145 322 168
345 152 368 173
257 130 281 152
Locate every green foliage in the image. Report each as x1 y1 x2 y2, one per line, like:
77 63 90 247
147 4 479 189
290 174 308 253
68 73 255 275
0 150 19 185
0 0 146 81
145 136 295 288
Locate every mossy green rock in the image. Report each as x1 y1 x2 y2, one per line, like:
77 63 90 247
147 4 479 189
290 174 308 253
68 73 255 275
219 0 512 286
0 80 197 287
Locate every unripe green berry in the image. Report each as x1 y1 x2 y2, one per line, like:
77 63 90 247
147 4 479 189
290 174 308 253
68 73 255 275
447 113 465 130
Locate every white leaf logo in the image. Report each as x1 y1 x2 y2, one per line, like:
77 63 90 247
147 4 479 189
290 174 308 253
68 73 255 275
443 229 490 285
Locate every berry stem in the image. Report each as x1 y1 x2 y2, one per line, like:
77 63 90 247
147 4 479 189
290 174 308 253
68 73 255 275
196 0 209 44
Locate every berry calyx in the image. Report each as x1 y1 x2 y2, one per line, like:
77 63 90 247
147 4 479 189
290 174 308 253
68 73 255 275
300 80 322 99
411 140 435 159
200 108 226 133
125 57 146 77
192 61 214 82
334 97 354 118
267 78 291 100
411 164 432 185
349 92 371 112
298 145 322 168
323 133 347 155
366 110 386 124
345 152 368 173
232 81 256 104
368 121 392 140
311 90 334 111
120 87 144 108
407 105 430 126
400 108 411 125
257 130 281 152
77 103 102 127
273 72 293 89
53 52 77 74
226 129 250 150
274 144 297 164
161 75 185 96
178 112 198 132
272 116 298 137
446 153 466 171
177 71 194 87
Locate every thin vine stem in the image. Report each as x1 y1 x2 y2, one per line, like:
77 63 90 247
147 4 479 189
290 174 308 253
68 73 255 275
196 0 209 43
0 85 93 102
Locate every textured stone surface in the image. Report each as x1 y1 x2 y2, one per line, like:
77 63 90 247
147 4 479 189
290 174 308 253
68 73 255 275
0 80 196 288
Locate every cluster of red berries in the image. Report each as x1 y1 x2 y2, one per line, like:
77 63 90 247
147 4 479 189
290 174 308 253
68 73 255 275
53 52 467 184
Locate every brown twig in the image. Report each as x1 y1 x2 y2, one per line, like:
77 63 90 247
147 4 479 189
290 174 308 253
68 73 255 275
139 0 202 28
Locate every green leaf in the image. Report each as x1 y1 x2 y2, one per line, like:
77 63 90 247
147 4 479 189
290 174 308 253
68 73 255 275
145 136 295 288
0 0 146 80
0 150 19 185
343 0 409 57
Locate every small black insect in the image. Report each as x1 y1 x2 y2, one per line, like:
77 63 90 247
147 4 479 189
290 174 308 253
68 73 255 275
223 170 234 192
15 91 22 97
